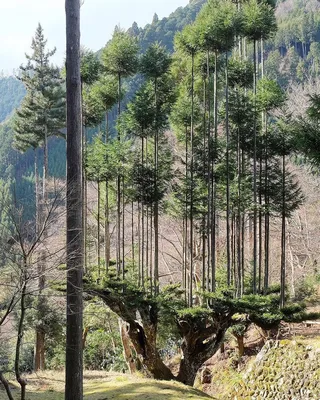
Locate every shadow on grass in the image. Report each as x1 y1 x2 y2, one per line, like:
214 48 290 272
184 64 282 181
83 380 213 400
1 378 214 400
0 390 64 400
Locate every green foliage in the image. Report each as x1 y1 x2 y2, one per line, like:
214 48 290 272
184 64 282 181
140 43 171 79
80 48 101 85
102 29 139 78
82 88 105 128
131 0 206 54
85 330 126 371
242 0 277 42
130 141 173 207
94 74 120 113
256 77 286 111
0 339 11 371
123 81 162 138
19 341 35 373
86 135 133 183
228 58 254 88
175 23 201 56
197 0 241 53
46 342 65 370
178 306 212 320
13 24 65 153
294 273 320 303
294 94 320 168
229 323 247 338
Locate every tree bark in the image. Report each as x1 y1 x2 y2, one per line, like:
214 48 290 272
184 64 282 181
97 181 101 275
0 372 14 400
116 73 122 276
177 322 229 386
189 53 195 306
34 148 46 372
15 272 27 400
253 39 258 294
119 319 136 374
105 182 110 272
154 79 159 295
211 50 218 293
225 52 231 286
237 335 245 357
65 1 83 398
89 288 174 381
104 114 110 272
127 319 173 380
280 153 286 308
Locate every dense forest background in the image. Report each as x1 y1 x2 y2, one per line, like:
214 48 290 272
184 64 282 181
2 0 320 204
1 0 320 397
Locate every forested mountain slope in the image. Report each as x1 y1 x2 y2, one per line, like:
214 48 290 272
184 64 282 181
2 1 320 396
0 76 25 122
0 0 207 207
1 0 320 191
127 0 206 53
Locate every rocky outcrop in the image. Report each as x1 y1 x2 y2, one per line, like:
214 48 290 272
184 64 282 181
232 339 320 399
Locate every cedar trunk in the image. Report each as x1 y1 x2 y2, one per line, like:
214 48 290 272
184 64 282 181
65 0 84 399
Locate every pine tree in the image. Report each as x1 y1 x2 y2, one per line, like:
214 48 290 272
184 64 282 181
13 23 65 372
14 24 65 199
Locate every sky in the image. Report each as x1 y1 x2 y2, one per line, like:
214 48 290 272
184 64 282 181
0 0 189 73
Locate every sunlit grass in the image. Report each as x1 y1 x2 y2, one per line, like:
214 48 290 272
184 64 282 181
0 371 212 400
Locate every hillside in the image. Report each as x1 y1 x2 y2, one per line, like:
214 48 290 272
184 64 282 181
0 0 207 209
0 76 25 123
128 0 206 53
2 336 320 399
2 0 320 198
205 335 320 399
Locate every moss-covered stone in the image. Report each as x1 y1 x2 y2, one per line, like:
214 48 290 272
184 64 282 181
210 337 320 399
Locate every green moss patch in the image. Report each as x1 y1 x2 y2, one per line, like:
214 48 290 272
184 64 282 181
0 372 213 400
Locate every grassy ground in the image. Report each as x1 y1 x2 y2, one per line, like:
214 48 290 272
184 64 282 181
0 371 213 400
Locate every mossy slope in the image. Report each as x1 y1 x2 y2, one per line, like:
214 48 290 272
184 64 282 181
229 338 320 399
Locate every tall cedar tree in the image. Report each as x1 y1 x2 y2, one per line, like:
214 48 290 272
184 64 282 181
93 75 119 271
102 29 139 276
80 48 102 273
140 43 171 294
242 0 277 293
175 23 200 305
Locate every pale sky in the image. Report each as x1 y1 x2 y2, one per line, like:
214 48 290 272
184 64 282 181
0 0 189 73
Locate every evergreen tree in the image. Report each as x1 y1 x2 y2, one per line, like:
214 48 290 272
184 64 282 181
242 0 277 293
140 43 172 294
14 24 65 198
102 29 139 275
175 23 201 305
92 75 119 271
13 23 65 372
